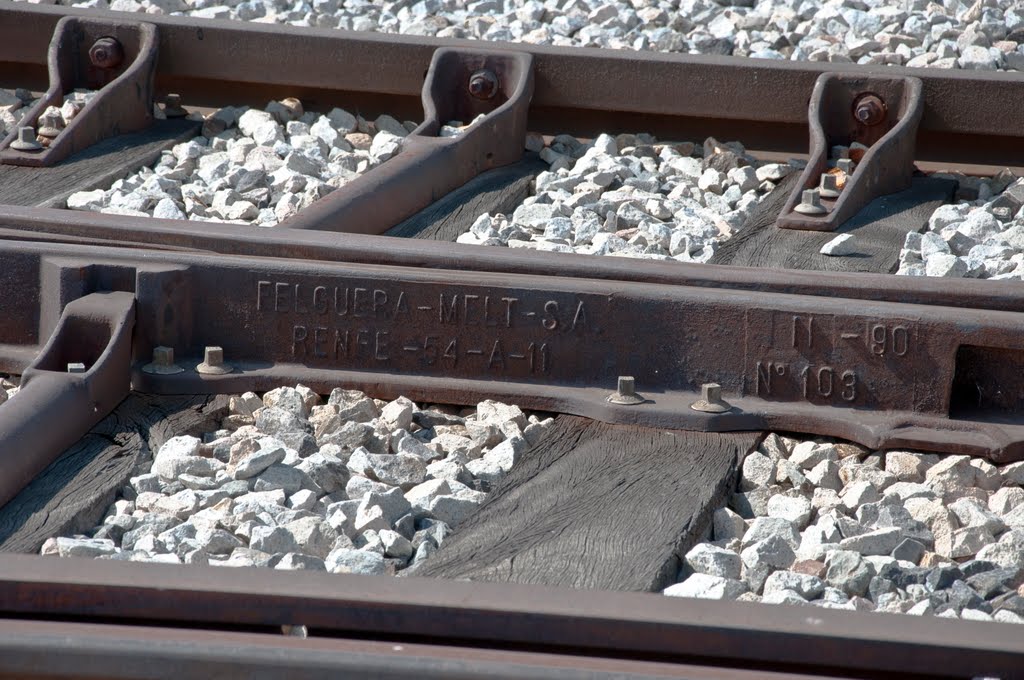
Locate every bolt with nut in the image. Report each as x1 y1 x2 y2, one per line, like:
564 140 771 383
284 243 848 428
468 69 499 100
89 37 124 70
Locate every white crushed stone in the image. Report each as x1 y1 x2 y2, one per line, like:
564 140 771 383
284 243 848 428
62 99 422 226
30 0 1024 72
897 175 1024 280
460 133 797 262
663 434 1024 624
42 386 553 574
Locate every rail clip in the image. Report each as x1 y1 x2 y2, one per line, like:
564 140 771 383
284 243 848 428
0 16 158 167
282 47 534 234
0 292 134 509
777 73 923 232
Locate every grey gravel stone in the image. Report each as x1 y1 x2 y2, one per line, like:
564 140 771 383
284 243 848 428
663 574 747 600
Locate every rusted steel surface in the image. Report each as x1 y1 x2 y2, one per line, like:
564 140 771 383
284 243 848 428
284 48 534 235
0 621 835 680
1 5 1024 167
0 16 158 167
0 240 1022 461
0 292 133 509
0 554 1020 679
778 74 923 232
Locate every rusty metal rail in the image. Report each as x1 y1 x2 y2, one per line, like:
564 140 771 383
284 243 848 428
0 239 1021 468
0 554 1020 679
2 4 1024 170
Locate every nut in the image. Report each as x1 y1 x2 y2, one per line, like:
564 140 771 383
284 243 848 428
852 93 886 127
468 69 499 100
89 37 124 70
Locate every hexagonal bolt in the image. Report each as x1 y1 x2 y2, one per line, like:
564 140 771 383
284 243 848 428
836 158 855 175
852 93 886 127
818 172 841 199
794 188 827 215
66 362 87 373
690 383 731 413
162 93 188 118
468 69 499 100
37 113 63 140
89 37 124 70
606 375 644 405
141 345 184 375
196 345 233 375
10 126 42 152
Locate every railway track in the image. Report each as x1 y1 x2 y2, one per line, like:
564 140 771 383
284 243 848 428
0 2 1023 677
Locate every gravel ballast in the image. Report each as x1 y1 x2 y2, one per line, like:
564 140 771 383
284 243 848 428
665 435 1024 624
11 0 1024 626
42 386 553 574
28 0 1024 71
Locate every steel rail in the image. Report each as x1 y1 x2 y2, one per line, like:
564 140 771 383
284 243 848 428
6 204 1024 314
0 238 1021 462
0 619 770 680
0 554 1020 679
1 4 1023 168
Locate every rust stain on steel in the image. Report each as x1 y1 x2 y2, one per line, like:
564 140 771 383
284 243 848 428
0 291 133 509
778 74 922 232
0 240 1022 461
282 47 533 235
2 5 1024 164
0 554 1022 679
0 16 158 167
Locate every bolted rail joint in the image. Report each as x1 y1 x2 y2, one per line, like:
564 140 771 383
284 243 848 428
607 375 644 405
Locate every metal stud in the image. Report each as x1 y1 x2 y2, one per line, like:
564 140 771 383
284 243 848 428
690 383 731 413
66 362 86 373
794 188 827 215
10 126 42 152
836 158 855 174
37 113 63 140
163 93 188 118
606 375 644 405
818 172 841 199
142 346 184 375
196 346 233 375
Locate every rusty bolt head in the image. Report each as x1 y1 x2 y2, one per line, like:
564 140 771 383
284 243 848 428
89 37 124 70
468 69 499 100
852 93 886 127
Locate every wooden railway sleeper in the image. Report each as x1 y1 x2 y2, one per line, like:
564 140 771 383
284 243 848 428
0 291 134 509
777 73 924 232
280 46 534 235
0 16 158 167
